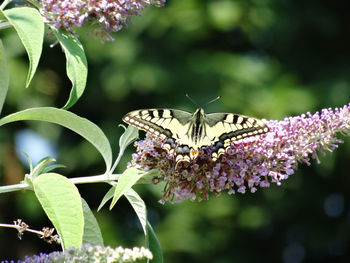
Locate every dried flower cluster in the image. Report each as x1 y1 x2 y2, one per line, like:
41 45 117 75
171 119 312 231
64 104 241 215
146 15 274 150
129 103 350 203
39 0 166 41
2 244 152 263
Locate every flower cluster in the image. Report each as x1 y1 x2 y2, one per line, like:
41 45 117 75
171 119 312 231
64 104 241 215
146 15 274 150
129 103 350 203
2 244 153 263
39 0 166 41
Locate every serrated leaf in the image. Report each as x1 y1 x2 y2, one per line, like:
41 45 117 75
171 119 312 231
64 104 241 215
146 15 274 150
0 107 112 172
125 189 163 263
81 198 104 246
2 7 44 88
33 173 84 249
110 167 145 209
53 29 87 109
0 40 8 115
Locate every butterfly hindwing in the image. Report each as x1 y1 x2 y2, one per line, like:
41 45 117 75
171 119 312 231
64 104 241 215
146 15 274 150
204 112 269 160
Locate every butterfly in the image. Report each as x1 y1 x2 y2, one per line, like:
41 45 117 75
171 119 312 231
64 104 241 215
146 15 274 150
123 108 269 168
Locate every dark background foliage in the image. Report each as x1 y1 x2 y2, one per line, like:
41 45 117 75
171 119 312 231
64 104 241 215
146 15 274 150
0 0 350 262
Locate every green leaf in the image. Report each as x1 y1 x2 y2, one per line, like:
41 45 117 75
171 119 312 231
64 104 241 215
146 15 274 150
97 168 158 211
42 164 66 174
0 40 9 115
0 11 6 21
54 29 87 109
119 125 139 153
31 156 56 179
110 125 139 173
97 186 115 211
81 198 104 246
25 0 41 9
2 7 44 88
33 173 84 249
109 167 145 209
125 189 163 263
146 221 163 263
136 169 161 184
0 107 112 172
23 152 34 173
124 189 147 233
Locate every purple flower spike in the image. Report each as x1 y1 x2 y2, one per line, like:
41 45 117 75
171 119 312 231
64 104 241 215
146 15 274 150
39 0 166 41
129 103 350 203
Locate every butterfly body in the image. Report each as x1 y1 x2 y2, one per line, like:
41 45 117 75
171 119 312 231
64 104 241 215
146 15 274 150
123 108 269 168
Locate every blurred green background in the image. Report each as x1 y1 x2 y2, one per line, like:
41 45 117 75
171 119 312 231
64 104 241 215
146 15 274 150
1 0 350 262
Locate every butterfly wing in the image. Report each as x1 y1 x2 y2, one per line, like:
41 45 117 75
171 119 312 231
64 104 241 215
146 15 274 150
204 112 269 160
123 108 269 165
122 109 193 140
123 108 199 166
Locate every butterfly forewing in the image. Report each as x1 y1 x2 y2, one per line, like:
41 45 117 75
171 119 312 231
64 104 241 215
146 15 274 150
122 109 193 140
205 112 268 142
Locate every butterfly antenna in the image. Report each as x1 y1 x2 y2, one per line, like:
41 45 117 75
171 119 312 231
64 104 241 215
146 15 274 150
205 96 221 106
185 94 198 107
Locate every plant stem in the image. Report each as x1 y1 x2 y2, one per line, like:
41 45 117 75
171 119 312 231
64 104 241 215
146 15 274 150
109 149 124 175
0 173 122 194
0 183 30 193
0 0 12 10
0 223 42 236
69 173 121 184
0 22 12 30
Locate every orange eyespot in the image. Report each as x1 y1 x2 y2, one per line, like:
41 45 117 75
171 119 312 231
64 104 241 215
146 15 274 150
190 148 199 160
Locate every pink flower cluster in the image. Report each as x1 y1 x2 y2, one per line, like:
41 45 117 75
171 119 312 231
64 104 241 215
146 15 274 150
129 103 350 203
40 0 166 41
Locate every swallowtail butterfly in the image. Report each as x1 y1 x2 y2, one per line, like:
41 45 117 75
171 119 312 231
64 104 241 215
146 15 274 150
123 108 269 168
